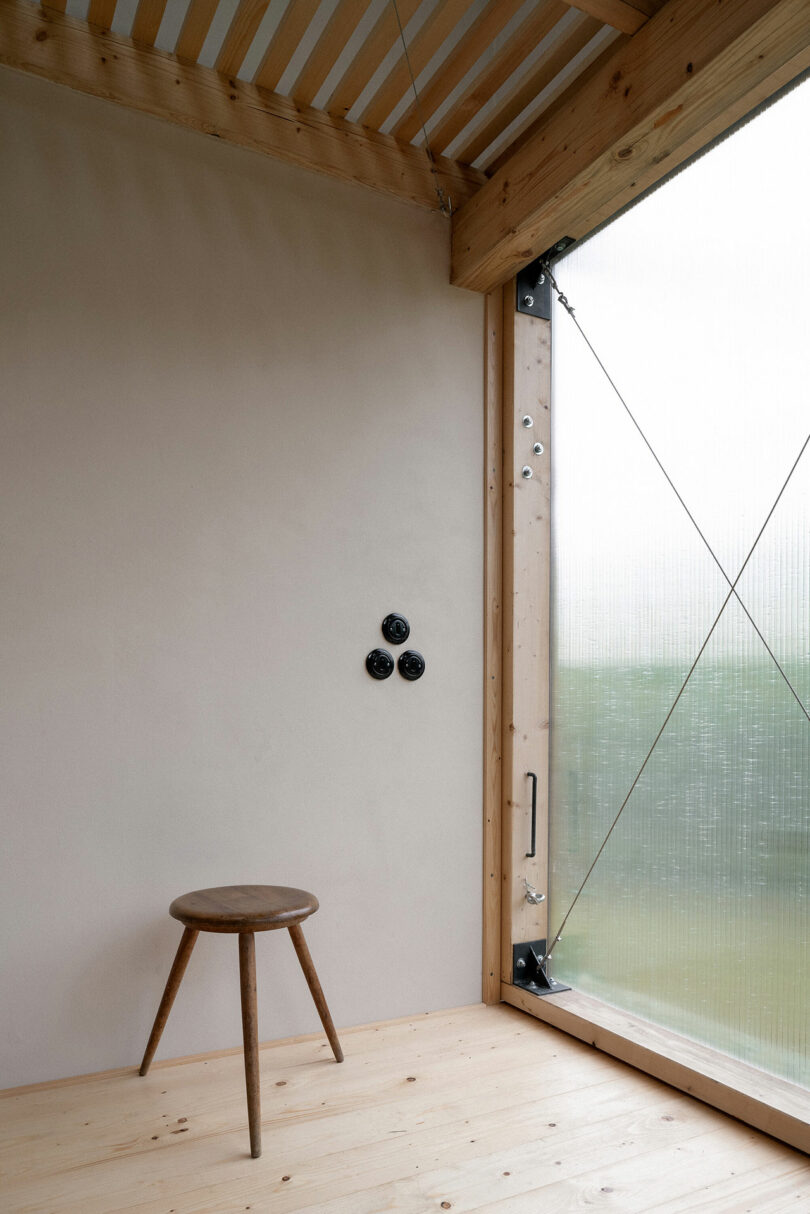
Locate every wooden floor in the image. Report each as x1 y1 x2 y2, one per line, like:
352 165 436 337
2 1004 808 1213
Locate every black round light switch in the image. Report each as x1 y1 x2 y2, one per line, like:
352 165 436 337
366 648 395 680
398 650 425 681
382 613 410 645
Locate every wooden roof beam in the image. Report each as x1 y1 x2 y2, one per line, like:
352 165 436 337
289 0 374 110
456 14 604 168
563 0 657 36
86 0 116 31
175 0 220 65
359 0 477 132
325 0 421 121
215 0 271 78
0 1 485 214
131 0 168 48
252 0 319 93
427 0 569 159
451 0 810 292
391 0 526 146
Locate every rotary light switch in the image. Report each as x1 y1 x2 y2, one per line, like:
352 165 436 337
398 650 425 681
366 648 395 680
382 613 410 645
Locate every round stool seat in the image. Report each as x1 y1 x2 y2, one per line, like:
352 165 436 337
169 884 318 933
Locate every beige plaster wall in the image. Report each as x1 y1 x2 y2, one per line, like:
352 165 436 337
0 67 483 1088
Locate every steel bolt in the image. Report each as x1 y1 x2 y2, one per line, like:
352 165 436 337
522 294 534 307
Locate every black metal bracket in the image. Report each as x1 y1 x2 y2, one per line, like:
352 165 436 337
516 236 576 319
512 940 570 997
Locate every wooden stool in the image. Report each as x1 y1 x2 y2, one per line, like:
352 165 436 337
138 885 343 1158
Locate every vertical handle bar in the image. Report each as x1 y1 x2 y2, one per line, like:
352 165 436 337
525 771 537 858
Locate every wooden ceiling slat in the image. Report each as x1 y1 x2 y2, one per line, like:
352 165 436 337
452 0 810 292
253 0 320 93
87 0 117 30
215 0 271 77
175 0 220 63
131 0 168 47
486 29 624 173
391 0 525 146
325 0 421 121
41 0 66 11
425 0 564 156
290 0 375 109
563 0 655 36
0 0 486 212
456 13 601 166
359 0 478 133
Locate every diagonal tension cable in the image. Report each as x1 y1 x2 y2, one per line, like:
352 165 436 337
537 260 810 966
541 427 810 966
542 259 810 726
390 0 451 217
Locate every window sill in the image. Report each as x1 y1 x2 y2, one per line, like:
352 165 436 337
501 982 809 1154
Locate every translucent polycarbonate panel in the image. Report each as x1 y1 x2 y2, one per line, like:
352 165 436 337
549 77 810 1085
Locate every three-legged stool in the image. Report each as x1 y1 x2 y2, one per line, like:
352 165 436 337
139 885 343 1157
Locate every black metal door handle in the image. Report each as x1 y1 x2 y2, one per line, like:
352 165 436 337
525 771 537 858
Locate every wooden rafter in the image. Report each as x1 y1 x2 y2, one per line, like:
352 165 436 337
564 0 656 36
86 0 117 31
485 26 626 174
252 0 319 93
325 0 421 120
452 0 810 291
131 0 167 48
289 0 374 110
215 0 270 78
175 0 219 64
455 14 603 167
0 1 485 213
391 0 525 146
428 0 567 158
359 0 477 132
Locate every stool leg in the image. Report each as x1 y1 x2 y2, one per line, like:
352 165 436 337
239 931 262 1159
139 927 198 1076
288 924 344 1063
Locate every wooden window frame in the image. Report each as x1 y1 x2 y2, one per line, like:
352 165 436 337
482 287 809 1155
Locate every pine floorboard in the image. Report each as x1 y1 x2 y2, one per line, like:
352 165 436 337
1 1003 807 1212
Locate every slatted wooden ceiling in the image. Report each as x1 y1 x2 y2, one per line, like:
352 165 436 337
34 0 660 179
3 0 808 292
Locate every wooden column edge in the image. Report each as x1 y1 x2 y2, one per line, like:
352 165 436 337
482 287 503 1004
500 304 551 980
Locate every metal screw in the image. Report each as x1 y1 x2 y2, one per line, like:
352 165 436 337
521 466 533 479
516 957 526 969
533 441 544 456
555 240 568 252
522 415 533 428
522 294 534 308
